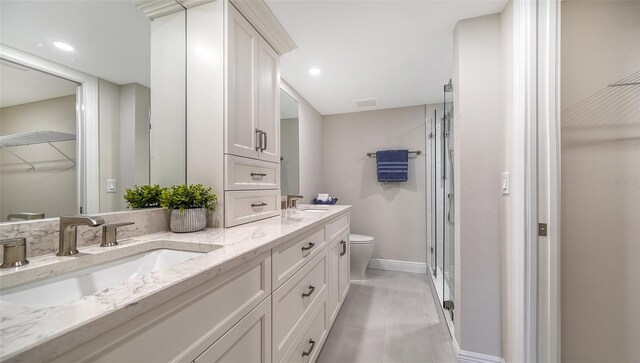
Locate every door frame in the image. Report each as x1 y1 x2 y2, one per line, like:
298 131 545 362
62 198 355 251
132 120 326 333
511 0 562 362
535 0 561 362
0 44 100 214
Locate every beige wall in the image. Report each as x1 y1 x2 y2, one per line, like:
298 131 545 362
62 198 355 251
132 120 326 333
99 79 122 213
120 83 151 209
322 105 427 264
150 10 186 188
99 80 151 213
561 1 640 362
0 95 77 220
499 1 514 361
280 117 299 195
281 81 324 205
453 13 503 357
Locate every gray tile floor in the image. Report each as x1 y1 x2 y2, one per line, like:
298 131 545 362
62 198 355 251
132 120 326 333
317 269 457 363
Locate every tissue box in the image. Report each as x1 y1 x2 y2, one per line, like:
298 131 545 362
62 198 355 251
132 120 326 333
312 197 338 205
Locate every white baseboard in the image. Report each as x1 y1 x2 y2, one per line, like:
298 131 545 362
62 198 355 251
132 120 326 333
368 258 427 274
458 350 505 363
454 337 505 363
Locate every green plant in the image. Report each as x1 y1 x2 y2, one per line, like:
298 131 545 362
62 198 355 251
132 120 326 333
123 184 164 209
160 184 217 211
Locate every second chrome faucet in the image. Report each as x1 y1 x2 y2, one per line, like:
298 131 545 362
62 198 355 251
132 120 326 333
57 216 105 256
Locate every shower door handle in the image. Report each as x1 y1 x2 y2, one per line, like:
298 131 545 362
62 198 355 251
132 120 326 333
441 117 447 183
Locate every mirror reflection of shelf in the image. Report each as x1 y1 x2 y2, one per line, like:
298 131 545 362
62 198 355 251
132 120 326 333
0 131 76 171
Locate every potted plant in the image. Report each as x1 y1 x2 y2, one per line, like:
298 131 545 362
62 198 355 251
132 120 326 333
123 185 164 209
160 184 217 233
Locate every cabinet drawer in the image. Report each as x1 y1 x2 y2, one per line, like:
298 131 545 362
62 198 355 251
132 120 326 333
225 155 280 190
272 227 326 288
280 297 328 363
326 212 349 243
273 250 327 362
194 298 271 363
225 190 281 227
55 254 271 363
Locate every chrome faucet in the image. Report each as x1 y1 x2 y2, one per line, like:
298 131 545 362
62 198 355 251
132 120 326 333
58 216 105 256
286 195 304 209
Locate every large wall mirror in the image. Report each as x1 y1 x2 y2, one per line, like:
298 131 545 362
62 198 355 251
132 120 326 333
280 88 299 196
0 1 186 223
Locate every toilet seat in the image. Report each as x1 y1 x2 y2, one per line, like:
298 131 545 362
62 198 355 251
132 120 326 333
350 234 374 244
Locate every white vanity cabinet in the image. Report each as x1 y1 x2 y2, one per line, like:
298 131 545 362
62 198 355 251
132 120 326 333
271 212 350 363
327 219 351 325
53 252 272 363
226 4 280 163
194 298 272 363
49 211 350 363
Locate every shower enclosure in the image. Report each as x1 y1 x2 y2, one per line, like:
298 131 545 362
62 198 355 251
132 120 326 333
427 79 455 330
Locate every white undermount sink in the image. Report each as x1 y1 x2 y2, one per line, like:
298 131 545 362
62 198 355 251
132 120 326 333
298 206 329 213
0 249 204 308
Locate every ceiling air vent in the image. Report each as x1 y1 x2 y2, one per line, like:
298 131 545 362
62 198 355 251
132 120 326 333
352 96 379 108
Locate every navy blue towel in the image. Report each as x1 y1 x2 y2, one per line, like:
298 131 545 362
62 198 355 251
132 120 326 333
376 150 409 182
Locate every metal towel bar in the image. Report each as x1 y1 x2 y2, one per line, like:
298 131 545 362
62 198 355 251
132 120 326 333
366 150 422 158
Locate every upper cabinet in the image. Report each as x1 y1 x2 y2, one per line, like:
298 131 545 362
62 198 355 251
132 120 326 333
226 5 280 163
184 0 293 227
257 37 280 163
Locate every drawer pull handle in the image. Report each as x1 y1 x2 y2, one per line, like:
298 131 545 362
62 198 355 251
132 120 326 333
302 339 316 357
251 173 267 177
302 285 316 298
251 202 267 208
340 240 347 256
301 242 315 252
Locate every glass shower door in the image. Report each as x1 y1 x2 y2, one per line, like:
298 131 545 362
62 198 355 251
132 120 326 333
442 81 454 320
427 79 455 330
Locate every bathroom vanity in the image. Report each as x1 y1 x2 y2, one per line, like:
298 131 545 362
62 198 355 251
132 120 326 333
0 206 351 363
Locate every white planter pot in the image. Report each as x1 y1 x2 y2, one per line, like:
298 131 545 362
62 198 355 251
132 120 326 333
170 208 207 233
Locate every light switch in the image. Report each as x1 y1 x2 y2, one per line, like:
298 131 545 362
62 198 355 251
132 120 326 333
107 179 117 193
501 172 510 195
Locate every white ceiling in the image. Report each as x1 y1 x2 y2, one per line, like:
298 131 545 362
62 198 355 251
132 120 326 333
0 1 150 87
266 0 507 115
0 61 78 108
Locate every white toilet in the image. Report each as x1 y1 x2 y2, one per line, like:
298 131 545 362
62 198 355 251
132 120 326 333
349 234 375 280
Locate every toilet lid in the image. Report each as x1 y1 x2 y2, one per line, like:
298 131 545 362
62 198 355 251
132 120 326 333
350 234 374 244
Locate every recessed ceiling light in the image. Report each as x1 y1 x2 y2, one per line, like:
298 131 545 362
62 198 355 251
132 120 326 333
308 68 321 76
53 41 74 52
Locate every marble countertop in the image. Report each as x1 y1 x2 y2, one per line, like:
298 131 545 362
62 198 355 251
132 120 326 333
0 205 351 362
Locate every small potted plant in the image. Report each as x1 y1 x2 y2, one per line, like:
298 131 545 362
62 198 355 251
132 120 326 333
123 184 164 209
160 184 217 233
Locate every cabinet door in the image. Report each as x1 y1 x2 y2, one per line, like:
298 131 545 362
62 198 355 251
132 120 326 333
226 4 260 159
195 298 272 363
327 240 340 325
257 37 280 163
338 234 350 303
